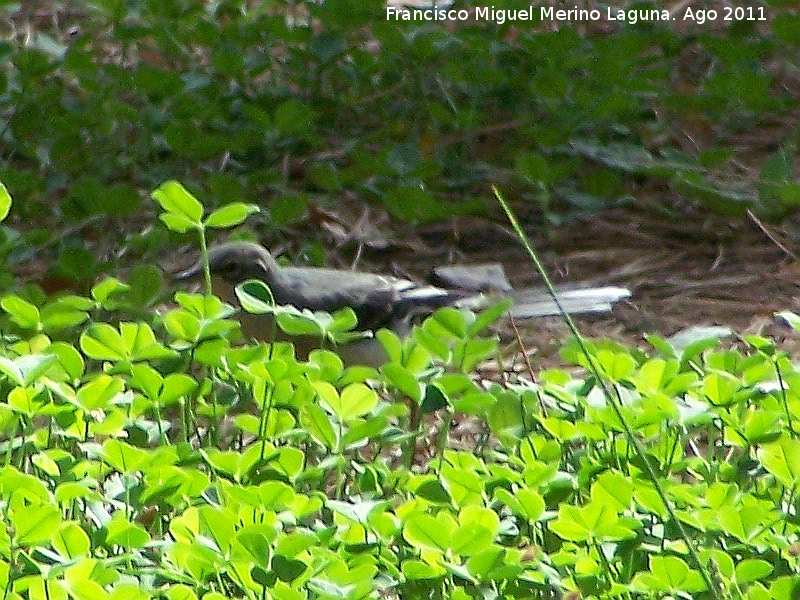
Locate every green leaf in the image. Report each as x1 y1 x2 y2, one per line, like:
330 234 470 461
63 560 114 600
455 337 497 372
433 307 468 337
758 150 791 204
80 323 127 360
299 403 338 451
81 322 177 363
52 522 90 559
91 277 131 305
569 139 654 173
441 466 483 507
326 498 386 524
204 202 259 228
759 435 800 488
275 309 326 337
105 514 151 550
376 329 402 363
1 295 41 329
773 13 800 46
269 194 307 226
336 383 378 420
202 449 249 481
595 349 636 381
152 180 204 223
386 143 421 176
127 264 164 309
701 371 740 406
734 559 773 583
0 353 58 387
311 380 338 409
454 505 499 550
402 559 446 580
467 300 512 336
742 410 782 445
76 374 125 411
516 152 552 184
130 363 163 400
54 481 96 505
451 521 495 557
466 546 507 581
380 363 423 403
236 525 274 568
591 471 633 511
163 585 198 600
670 171 752 216
420 384 448 413
342 415 388 448
645 333 677 358
414 478 452 504
104 183 143 216
329 307 359 333
274 530 317 560
40 301 89 332
236 279 275 313
403 513 454 552
0 182 11 222
7 387 41 416
698 549 734 579
382 186 452 223
550 501 636 543
163 309 202 342
631 555 707 593
11 504 62 546
414 326 451 361
0 467 51 503
31 452 60 477
159 374 198 405
198 505 236 554
274 99 316 137
495 488 544 522
101 439 149 474
159 212 198 233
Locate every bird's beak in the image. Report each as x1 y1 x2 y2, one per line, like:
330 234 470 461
173 261 203 282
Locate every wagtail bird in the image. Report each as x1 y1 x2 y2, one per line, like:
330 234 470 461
178 241 630 365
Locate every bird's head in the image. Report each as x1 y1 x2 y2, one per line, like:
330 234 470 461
205 242 279 284
176 241 279 295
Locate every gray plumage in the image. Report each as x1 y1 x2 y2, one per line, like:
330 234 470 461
178 241 630 363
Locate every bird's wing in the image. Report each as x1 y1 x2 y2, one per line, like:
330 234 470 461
273 266 453 330
429 263 513 293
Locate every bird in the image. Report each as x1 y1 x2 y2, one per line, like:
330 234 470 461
177 241 630 365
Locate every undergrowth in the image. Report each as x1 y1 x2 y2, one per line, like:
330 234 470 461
1 0 799 285
0 182 798 599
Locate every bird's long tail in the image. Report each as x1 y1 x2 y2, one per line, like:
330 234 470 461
506 285 631 318
452 285 630 318
430 263 629 318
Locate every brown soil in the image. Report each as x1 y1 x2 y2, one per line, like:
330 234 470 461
375 201 800 367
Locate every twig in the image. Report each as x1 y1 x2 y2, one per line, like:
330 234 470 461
746 208 797 261
508 313 547 417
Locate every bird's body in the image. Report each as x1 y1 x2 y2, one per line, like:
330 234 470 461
198 242 461 329
179 241 630 365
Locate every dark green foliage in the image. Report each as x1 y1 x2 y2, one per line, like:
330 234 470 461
0 1 797 280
